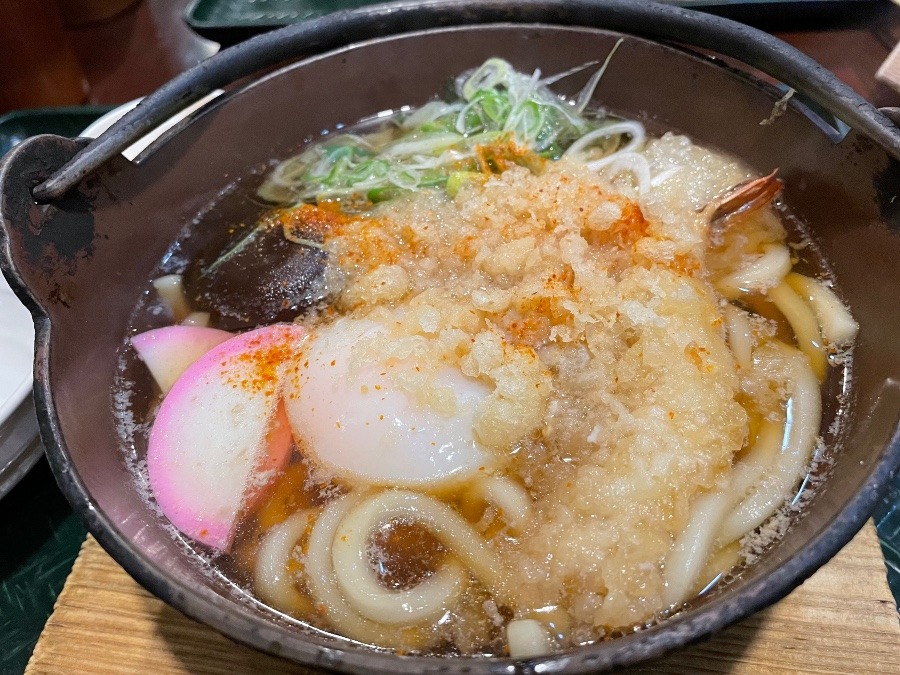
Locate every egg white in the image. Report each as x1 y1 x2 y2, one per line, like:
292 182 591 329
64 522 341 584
284 317 494 487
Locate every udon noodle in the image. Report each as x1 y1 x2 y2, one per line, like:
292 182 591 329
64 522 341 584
120 56 858 657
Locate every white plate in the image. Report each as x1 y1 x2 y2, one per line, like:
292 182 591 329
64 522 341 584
81 90 223 160
0 272 39 499
0 275 33 422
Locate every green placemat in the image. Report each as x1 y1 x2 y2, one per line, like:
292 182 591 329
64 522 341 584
0 459 86 673
876 476 900 605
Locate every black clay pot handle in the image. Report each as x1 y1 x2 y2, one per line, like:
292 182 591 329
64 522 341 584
31 0 900 203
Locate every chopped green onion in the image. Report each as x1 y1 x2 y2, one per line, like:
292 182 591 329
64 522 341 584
259 49 636 206
446 171 484 198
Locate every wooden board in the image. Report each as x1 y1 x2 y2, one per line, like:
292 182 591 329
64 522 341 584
26 523 900 674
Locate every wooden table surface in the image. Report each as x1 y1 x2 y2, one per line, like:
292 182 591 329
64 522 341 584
26 525 900 673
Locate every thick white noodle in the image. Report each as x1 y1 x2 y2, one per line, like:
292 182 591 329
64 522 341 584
333 492 505 616
720 345 821 543
598 152 652 196
506 619 553 659
304 494 428 649
723 304 753 371
254 510 314 614
786 273 859 346
727 419 785 501
714 244 791 298
665 418 785 605
470 475 532 534
768 281 827 380
663 491 732 607
562 121 646 162
152 274 190 322
331 497 467 624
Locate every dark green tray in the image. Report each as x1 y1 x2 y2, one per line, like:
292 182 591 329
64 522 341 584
184 0 379 44
0 106 115 158
183 0 880 46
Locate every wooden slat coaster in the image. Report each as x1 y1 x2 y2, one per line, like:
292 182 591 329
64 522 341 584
26 523 900 674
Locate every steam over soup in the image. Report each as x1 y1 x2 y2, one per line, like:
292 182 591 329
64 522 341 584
119 57 858 657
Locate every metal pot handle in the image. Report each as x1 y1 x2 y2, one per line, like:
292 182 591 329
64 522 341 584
32 0 900 203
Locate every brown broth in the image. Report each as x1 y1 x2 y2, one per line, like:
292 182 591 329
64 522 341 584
113 114 853 656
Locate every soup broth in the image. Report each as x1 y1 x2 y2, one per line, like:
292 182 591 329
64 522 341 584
115 58 856 658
